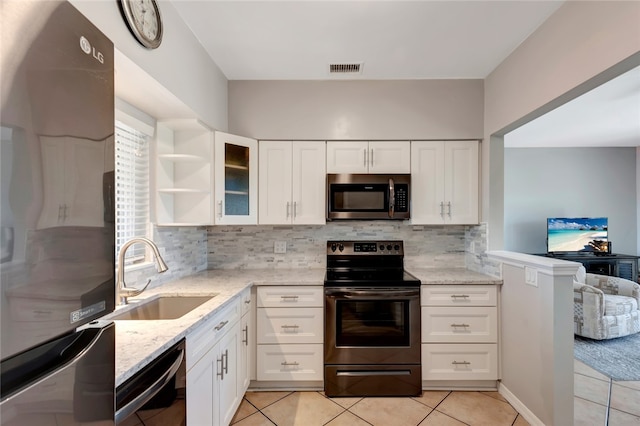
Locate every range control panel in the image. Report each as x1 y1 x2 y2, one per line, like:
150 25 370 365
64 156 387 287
327 240 404 255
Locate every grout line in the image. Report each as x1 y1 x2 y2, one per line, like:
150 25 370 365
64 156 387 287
604 378 612 426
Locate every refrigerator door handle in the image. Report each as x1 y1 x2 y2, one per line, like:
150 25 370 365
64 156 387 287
1 323 113 401
114 346 184 424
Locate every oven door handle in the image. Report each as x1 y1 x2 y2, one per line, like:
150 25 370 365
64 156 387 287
325 288 419 299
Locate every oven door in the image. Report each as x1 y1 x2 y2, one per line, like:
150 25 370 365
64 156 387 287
324 287 421 365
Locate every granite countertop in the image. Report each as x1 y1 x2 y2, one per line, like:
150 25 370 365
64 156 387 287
107 267 498 386
107 269 325 386
408 267 502 285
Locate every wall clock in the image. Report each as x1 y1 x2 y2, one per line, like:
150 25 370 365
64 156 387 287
118 0 163 49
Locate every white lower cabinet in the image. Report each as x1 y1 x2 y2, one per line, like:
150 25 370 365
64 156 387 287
186 297 243 426
421 285 499 384
256 286 324 382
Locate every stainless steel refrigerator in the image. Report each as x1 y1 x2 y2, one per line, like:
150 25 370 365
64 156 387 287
1 1 116 424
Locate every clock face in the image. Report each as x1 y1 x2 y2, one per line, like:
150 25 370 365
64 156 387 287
120 0 163 49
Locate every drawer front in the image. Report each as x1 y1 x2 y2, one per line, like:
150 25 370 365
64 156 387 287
239 287 253 316
187 299 239 369
421 285 497 307
257 286 323 308
257 307 323 344
421 343 498 381
257 344 323 381
421 307 497 343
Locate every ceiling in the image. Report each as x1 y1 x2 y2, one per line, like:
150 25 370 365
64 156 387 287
171 0 563 80
168 1 639 148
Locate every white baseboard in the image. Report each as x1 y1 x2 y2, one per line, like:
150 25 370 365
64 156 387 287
498 382 545 426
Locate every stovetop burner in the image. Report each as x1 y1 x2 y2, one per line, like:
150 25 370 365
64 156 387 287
324 240 420 287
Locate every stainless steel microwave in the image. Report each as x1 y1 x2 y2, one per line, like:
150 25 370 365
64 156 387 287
327 174 410 220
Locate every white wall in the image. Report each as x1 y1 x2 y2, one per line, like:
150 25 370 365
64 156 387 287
228 80 483 140
490 252 578 426
484 1 640 249
69 0 228 130
637 148 640 255
504 147 637 255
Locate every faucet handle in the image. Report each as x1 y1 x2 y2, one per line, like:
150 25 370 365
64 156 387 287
121 279 152 298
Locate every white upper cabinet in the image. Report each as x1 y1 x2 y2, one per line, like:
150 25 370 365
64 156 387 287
214 131 258 225
411 141 479 225
155 119 214 226
326 141 410 174
259 141 326 225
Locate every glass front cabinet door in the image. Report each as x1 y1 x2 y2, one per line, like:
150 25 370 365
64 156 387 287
214 131 258 224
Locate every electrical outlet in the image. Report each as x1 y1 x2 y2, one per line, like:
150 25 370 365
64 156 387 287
524 266 538 287
274 241 287 254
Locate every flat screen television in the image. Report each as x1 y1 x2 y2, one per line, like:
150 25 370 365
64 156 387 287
547 217 609 254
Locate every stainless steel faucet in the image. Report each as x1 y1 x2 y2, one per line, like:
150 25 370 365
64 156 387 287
116 237 169 305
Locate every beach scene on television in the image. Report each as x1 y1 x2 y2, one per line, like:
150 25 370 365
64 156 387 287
547 217 609 253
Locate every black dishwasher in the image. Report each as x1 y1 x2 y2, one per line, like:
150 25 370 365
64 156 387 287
115 339 186 425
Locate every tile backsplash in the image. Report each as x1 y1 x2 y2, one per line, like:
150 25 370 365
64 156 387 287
207 221 470 270
125 222 497 289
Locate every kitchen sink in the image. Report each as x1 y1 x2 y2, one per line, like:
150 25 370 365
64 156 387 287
110 295 217 320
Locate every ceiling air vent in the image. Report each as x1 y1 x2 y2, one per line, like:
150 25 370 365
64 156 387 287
329 63 363 74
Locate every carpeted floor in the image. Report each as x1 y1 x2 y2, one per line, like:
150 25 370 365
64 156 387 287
574 333 640 381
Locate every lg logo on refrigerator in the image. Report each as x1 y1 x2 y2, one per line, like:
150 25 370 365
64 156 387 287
79 36 104 64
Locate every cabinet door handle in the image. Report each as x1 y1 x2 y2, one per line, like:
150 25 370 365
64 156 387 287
281 361 299 367
293 201 297 218
363 149 367 167
217 356 224 379
286 202 290 218
58 205 64 223
223 349 229 374
451 360 471 366
217 200 223 218
280 295 299 301
243 325 248 345
440 202 444 217
214 320 229 331
244 298 251 305
370 148 373 167
446 201 452 217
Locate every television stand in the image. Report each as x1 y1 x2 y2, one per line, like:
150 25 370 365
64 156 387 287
537 253 638 281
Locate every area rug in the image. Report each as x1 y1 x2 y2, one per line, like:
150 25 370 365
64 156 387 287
574 334 640 381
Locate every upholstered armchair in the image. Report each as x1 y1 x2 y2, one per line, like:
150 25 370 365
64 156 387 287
573 266 640 340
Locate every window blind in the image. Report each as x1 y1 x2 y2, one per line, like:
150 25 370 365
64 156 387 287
115 120 150 263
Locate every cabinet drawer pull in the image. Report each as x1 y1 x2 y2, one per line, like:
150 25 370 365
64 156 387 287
244 299 251 305
450 294 470 300
281 361 299 367
280 295 299 301
214 320 229 331
451 361 471 366
450 323 470 328
281 324 299 330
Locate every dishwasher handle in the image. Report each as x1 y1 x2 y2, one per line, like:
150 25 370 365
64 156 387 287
115 343 185 424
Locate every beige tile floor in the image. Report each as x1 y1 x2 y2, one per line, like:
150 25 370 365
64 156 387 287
574 359 640 426
231 360 640 426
